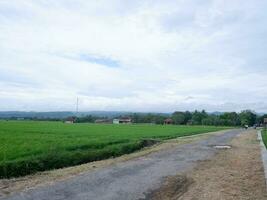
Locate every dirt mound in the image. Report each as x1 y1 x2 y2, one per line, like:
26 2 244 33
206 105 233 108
143 175 193 200
141 139 160 147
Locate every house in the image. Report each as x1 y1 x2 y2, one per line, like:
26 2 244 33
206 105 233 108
64 117 75 124
186 120 193 125
113 118 132 124
164 118 173 125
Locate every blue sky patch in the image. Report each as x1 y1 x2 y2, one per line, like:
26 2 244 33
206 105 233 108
79 54 120 68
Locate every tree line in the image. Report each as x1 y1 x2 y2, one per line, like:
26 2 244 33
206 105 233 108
71 110 266 126
4 110 267 127
128 110 266 126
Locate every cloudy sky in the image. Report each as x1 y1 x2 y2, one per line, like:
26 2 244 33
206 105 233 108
0 0 267 112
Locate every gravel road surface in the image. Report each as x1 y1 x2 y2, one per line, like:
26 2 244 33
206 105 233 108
2 129 242 200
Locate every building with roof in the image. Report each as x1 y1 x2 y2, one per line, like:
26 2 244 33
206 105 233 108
164 118 173 125
113 118 132 124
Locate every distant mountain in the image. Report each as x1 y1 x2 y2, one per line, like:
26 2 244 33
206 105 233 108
0 111 74 119
78 111 132 118
2 110 263 120
209 111 224 116
0 111 170 119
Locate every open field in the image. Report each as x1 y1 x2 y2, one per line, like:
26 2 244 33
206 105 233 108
262 129 267 148
0 120 230 178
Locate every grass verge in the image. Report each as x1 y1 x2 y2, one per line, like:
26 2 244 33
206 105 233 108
261 129 267 149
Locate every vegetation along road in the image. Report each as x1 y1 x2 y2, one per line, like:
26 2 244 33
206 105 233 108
2 128 266 200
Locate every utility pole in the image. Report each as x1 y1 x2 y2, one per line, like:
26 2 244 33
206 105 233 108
76 97 79 115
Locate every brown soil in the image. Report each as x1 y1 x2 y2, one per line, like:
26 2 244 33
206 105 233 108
144 175 194 200
150 130 267 200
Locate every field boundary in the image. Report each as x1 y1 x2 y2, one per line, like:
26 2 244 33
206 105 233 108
257 130 267 188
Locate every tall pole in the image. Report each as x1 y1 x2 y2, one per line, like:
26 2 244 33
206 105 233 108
76 97 79 115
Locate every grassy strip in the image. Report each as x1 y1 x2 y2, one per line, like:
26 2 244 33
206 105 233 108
0 121 230 178
0 141 146 178
262 129 267 149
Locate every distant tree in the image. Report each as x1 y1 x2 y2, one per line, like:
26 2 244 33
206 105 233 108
239 110 257 126
129 113 167 124
132 113 140 123
202 117 213 125
154 115 165 124
192 110 208 125
172 112 185 124
184 111 192 124
143 114 153 123
75 115 97 123
220 112 240 126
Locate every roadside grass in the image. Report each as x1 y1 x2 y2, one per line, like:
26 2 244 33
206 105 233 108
0 121 231 178
261 129 267 148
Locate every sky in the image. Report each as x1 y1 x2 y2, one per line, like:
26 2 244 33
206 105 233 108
0 0 267 112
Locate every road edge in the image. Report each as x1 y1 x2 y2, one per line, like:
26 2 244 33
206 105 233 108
257 130 267 189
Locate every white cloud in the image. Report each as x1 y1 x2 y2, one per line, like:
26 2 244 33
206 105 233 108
0 0 267 112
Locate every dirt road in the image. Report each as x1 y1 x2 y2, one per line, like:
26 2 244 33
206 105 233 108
148 129 267 200
1 129 266 200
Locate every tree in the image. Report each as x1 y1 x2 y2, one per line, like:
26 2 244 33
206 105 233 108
184 111 192 124
172 112 185 124
154 115 165 124
219 112 240 126
132 113 140 123
192 110 208 125
75 115 97 123
239 110 257 126
202 117 213 125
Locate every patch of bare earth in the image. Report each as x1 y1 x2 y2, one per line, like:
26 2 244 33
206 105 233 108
0 130 227 198
144 175 194 200
149 130 267 200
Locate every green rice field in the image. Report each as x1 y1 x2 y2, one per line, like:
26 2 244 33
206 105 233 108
0 120 230 178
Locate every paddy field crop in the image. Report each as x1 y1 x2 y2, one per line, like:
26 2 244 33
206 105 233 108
0 120 229 178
